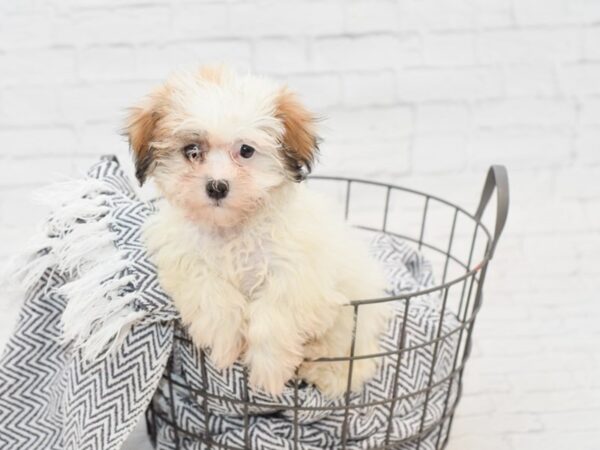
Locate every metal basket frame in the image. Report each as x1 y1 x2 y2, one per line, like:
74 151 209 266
146 166 509 450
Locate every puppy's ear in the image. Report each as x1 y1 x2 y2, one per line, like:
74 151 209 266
123 89 165 185
275 88 320 182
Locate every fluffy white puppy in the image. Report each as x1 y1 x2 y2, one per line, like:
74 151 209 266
125 66 389 397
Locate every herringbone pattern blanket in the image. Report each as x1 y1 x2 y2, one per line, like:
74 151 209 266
0 157 458 450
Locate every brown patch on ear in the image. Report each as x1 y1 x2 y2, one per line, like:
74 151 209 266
123 87 167 185
275 88 320 181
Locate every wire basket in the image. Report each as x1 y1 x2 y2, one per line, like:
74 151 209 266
145 166 509 450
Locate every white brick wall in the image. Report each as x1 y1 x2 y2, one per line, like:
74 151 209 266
1 1 599 449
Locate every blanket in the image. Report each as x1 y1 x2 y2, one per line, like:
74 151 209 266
0 156 459 450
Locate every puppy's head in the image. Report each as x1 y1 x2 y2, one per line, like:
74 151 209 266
124 66 319 229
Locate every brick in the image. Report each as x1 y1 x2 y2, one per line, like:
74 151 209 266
580 99 600 125
583 199 600 238
478 335 545 356
397 67 503 101
228 1 344 37
0 127 79 157
1 0 54 14
79 46 137 81
416 103 470 133
397 0 476 31
513 0 600 26
459 372 511 395
508 371 581 393
0 226 40 265
565 0 600 24
423 33 476 67
561 63 600 96
344 0 399 33
254 39 308 74
573 234 600 274
575 129 600 164
57 7 171 46
169 40 253 72
473 99 576 128
136 41 252 80
556 167 600 199
518 236 580 274
412 134 467 173
477 29 583 64
584 26 600 60
172 3 229 40
0 187 51 227
503 389 600 414
65 0 172 8
514 0 568 25
454 393 495 416
572 370 600 389
468 130 572 170
341 71 397 107
473 0 514 28
499 169 556 206
313 35 422 72
510 201 589 234
446 435 512 450
319 137 411 178
0 13 57 49
134 45 173 80
57 81 155 124
471 353 594 377
79 122 129 155
0 156 77 186
0 48 77 86
0 87 61 126
504 64 559 97
452 413 543 436
282 74 341 110
539 410 600 432
510 432 600 450
324 106 413 140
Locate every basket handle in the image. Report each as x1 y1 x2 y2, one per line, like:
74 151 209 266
474 165 509 259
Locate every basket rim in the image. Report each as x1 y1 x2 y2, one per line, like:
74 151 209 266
309 174 493 306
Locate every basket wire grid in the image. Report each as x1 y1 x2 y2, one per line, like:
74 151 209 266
145 166 509 450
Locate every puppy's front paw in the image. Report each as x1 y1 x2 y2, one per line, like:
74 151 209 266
245 350 301 396
209 330 245 370
188 319 244 370
298 358 379 398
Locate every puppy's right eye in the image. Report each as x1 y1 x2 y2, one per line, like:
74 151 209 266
184 144 201 161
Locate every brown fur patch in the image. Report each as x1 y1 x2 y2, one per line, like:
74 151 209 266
275 88 320 181
123 86 169 185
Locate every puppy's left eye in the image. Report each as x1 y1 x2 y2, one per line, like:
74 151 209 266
184 144 201 161
240 144 255 159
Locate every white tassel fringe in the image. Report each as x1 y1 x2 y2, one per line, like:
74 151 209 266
6 177 147 359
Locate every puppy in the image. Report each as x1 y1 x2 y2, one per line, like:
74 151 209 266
125 66 389 397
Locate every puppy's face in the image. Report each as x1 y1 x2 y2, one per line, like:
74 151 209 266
124 67 319 229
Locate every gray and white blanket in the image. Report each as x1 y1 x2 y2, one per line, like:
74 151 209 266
0 156 459 450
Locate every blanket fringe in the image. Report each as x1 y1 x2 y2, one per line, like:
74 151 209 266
6 177 147 359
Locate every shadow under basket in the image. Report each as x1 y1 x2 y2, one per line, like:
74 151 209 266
145 166 509 450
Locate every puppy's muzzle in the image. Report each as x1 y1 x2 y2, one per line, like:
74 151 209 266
206 179 230 201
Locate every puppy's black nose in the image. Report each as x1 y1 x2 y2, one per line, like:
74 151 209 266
206 179 229 200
